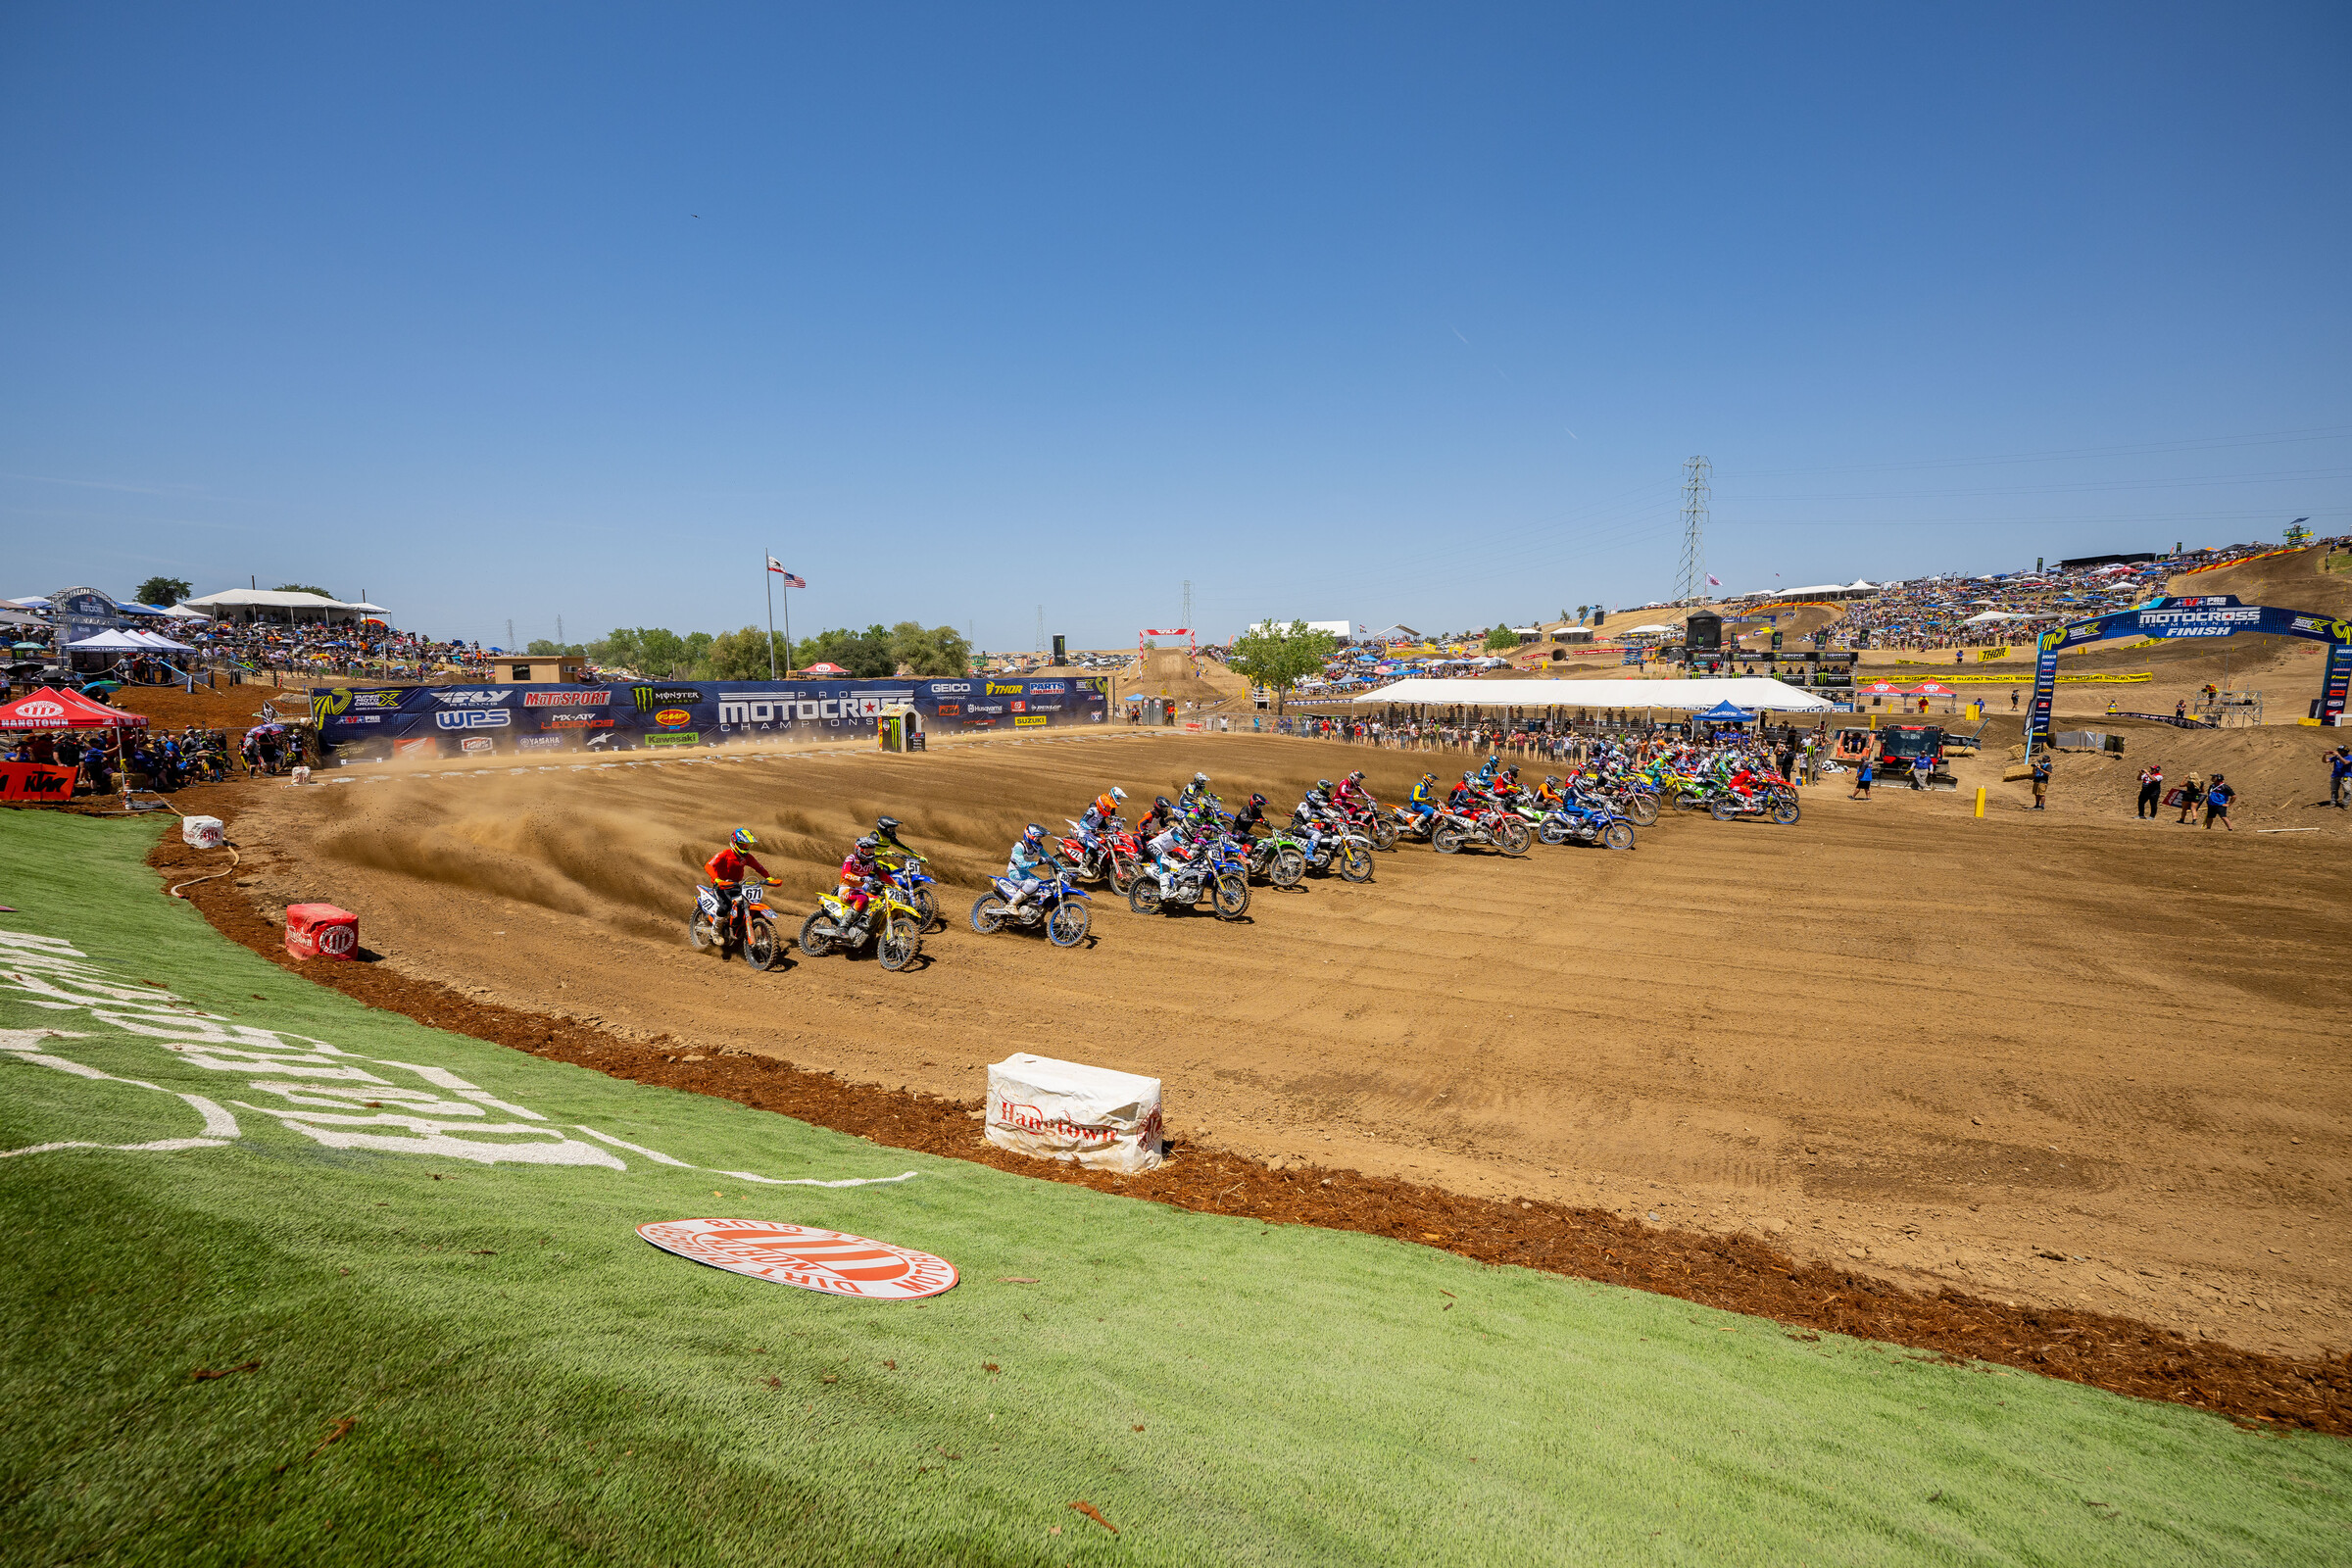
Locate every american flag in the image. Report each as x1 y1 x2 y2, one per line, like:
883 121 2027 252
765 557 807 588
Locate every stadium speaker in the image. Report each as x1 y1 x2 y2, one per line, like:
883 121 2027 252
1686 612 1723 652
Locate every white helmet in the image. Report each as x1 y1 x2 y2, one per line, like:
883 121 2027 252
1110 786 1128 803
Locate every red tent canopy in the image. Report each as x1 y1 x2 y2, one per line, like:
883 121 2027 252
802 662 849 674
0 686 149 730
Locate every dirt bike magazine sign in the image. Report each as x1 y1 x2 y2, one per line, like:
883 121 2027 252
311 676 1106 758
636 1218 957 1299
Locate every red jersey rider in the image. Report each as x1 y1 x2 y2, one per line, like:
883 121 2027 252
703 828 774 942
836 836 881 935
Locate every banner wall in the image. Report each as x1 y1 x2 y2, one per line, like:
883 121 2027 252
311 676 1108 758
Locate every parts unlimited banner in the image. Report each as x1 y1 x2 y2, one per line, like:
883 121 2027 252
310 676 1107 758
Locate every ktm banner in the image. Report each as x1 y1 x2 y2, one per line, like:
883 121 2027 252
0 762 78 803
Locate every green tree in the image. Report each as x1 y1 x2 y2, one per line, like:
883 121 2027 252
132 576 192 609
274 583 333 598
798 624 895 677
706 626 790 681
1483 623 1519 651
683 631 714 675
1225 619 1338 714
886 621 971 676
524 639 586 657
582 626 692 676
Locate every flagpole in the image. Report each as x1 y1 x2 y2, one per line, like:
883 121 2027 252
763 553 779 680
782 582 793 677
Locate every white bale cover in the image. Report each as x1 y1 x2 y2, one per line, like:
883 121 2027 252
180 815 225 850
986 1053 1163 1173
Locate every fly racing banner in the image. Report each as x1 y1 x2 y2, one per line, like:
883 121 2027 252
2024 596 2352 753
310 675 1108 759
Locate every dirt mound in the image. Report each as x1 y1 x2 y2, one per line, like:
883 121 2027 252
2169 544 2352 618
1115 649 1251 708
224 729 2352 1362
104 680 299 731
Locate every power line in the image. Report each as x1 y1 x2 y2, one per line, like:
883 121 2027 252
1674 457 1710 606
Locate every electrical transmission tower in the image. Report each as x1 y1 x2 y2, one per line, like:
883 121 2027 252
1181 580 1192 629
1035 606 1045 655
1674 456 1711 605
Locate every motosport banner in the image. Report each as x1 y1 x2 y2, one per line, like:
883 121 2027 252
310 675 1108 759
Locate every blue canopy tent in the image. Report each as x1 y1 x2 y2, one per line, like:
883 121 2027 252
1693 700 1754 726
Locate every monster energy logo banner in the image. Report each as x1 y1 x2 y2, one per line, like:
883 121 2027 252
629 686 707 710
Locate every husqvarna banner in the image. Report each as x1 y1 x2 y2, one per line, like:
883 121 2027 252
310 676 1107 758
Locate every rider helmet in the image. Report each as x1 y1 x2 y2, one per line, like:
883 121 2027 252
1192 771 1209 786
1348 770 1364 783
730 828 758 849
1315 778 1333 792
874 814 902 839
1250 792 1266 808
1022 823 1046 844
854 836 878 855
1545 775 1560 787
1154 796 1172 811
1109 786 1128 803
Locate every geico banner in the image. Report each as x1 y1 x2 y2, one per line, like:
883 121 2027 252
310 676 1108 753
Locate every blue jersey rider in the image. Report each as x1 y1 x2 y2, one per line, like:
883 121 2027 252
1001 824 1064 913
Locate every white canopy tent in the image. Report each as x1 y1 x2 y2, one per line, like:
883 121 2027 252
126 629 195 652
65 630 151 652
177 588 386 624
1350 677 1838 711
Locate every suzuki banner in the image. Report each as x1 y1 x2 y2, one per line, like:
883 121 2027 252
310 675 1108 759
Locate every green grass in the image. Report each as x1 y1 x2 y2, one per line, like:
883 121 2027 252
2 812 2346 1565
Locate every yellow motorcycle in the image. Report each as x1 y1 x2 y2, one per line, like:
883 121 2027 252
799 885 924 972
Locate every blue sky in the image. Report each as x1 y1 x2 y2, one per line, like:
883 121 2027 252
4 3 2346 649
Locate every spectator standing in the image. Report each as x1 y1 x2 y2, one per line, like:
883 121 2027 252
2009 688 2020 711
2329 745 2350 809
2030 753 2050 810
1910 751 1931 792
2204 773 2234 830
1849 756 1873 801
2175 770 2204 824
2136 763 2164 819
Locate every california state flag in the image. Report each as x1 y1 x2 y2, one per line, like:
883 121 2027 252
765 557 807 588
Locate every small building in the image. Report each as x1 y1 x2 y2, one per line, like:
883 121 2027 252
493 655 587 685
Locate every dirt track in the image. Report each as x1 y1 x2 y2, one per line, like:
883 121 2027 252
216 726 2352 1361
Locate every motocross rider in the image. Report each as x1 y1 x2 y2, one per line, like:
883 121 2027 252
1178 771 1215 814
1292 780 1340 859
1228 791 1269 844
1331 769 1370 816
1001 823 1063 913
703 828 775 944
1143 814 1197 892
1136 794 1180 842
834 836 881 937
1075 786 1128 869
1407 771 1441 829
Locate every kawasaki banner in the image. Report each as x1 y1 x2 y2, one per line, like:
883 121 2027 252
2024 596 2352 753
310 676 1108 760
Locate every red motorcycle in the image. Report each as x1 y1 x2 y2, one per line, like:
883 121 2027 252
1056 821 1144 894
1334 794 1397 852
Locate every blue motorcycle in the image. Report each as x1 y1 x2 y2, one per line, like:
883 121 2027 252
970 871 1091 947
882 855 944 933
1540 792 1637 850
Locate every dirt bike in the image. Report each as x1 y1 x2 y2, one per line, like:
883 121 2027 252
1057 821 1143 894
1433 806 1530 858
800 884 925 971
1128 842 1251 919
879 855 943 933
1293 820 1374 882
688 879 785 971
1710 784 1801 825
1335 797 1396 852
1237 828 1307 888
1538 797 1637 851
969 871 1092 947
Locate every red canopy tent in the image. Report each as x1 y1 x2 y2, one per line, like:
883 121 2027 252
0 686 148 729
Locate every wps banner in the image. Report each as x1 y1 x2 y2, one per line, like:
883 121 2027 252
0 762 78 803
311 675 1108 759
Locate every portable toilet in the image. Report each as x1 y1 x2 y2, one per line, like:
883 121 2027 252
878 702 925 752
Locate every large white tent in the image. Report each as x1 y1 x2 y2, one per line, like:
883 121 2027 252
1349 676 1838 711
177 588 386 624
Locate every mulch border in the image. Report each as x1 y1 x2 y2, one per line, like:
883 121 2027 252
122 796 2352 1440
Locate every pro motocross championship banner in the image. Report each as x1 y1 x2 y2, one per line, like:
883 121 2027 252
310 676 1108 760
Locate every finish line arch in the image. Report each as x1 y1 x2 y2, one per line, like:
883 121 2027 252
2025 595 2352 754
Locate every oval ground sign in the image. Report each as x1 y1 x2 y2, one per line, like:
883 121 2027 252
636 1218 957 1299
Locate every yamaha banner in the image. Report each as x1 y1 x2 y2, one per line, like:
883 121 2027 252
310 675 1108 760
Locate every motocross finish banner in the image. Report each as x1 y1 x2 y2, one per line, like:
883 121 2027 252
2024 595 2352 754
309 675 1108 759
